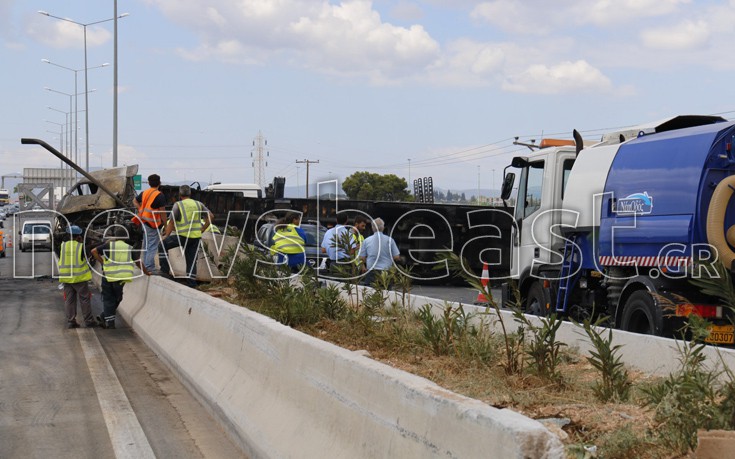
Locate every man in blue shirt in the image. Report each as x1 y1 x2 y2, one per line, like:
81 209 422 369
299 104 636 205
320 213 354 268
359 218 401 286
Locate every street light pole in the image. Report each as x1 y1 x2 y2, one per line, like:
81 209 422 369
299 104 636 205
45 87 96 168
38 10 129 170
113 0 119 167
45 121 65 168
47 107 70 157
42 60 108 171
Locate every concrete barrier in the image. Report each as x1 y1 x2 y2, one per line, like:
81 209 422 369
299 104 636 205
118 277 564 458
346 286 735 378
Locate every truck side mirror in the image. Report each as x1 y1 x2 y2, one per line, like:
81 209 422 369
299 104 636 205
501 173 515 200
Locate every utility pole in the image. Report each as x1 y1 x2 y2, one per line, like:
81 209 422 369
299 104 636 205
251 131 268 190
408 158 411 191
477 165 480 204
295 159 319 199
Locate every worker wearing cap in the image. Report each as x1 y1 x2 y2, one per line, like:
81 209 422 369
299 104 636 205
91 226 146 329
158 185 213 288
58 225 96 328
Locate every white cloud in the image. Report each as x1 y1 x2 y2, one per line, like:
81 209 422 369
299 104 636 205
426 39 505 86
640 20 710 50
470 1 553 35
390 2 425 22
581 0 690 26
149 0 440 82
471 0 691 32
502 60 612 94
27 18 111 49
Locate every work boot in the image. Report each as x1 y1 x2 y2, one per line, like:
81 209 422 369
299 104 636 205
85 320 98 328
67 320 79 329
98 314 115 329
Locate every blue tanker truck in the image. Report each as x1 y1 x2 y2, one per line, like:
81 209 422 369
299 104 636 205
500 115 735 344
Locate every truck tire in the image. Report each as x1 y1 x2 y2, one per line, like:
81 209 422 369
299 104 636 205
525 282 549 316
620 290 663 336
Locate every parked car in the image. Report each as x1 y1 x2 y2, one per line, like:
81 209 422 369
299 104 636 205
254 222 327 267
20 220 53 252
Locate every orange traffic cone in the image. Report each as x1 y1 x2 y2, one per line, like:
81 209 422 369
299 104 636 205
474 263 490 304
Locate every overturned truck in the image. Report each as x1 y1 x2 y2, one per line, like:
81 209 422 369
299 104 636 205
22 138 514 284
20 139 143 255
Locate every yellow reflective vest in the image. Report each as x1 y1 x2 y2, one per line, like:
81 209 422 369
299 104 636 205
58 240 92 283
271 225 305 255
174 199 204 239
351 231 364 266
202 219 220 233
103 240 135 283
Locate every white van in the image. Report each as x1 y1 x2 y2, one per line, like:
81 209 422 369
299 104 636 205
203 183 262 198
19 220 53 252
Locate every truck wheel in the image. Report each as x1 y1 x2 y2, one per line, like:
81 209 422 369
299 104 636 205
620 290 663 336
525 282 548 316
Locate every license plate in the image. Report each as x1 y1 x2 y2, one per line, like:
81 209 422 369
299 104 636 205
705 324 735 345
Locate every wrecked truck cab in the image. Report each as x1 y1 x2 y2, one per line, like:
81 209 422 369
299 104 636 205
19 138 144 257
53 165 143 255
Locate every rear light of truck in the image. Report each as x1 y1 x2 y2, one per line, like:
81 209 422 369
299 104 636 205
675 303 722 319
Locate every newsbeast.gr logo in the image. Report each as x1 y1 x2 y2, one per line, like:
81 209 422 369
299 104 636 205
614 192 654 215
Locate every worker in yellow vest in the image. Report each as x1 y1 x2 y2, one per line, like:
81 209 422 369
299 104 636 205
270 212 307 273
58 225 96 329
202 219 221 233
351 216 368 268
91 226 146 329
158 185 213 288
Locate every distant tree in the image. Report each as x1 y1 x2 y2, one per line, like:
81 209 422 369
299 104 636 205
434 190 445 202
460 192 467 202
342 171 409 201
446 190 454 201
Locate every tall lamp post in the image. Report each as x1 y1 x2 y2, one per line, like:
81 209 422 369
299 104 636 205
46 111 71 189
38 10 129 170
45 87 96 167
42 59 108 171
45 121 65 168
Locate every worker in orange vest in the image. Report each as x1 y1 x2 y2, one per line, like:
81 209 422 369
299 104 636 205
133 174 166 272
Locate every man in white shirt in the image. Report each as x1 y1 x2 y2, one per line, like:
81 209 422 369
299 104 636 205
359 218 400 286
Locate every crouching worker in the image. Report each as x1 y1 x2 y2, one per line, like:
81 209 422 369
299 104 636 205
271 212 307 273
91 226 147 329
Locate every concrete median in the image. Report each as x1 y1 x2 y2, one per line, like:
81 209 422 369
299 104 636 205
353 287 735 379
118 276 564 458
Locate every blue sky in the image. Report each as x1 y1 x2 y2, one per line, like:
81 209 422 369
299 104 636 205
1 0 734 195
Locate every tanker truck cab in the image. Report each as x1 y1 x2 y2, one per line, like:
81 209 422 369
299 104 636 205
505 144 578 315
502 115 735 345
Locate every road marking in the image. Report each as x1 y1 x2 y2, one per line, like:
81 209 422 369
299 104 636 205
77 329 156 459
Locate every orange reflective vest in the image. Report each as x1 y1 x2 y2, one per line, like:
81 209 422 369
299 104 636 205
134 188 163 228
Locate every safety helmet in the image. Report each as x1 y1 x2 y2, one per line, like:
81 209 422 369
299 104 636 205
67 225 83 235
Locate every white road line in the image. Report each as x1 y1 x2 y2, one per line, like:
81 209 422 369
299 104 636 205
77 329 156 459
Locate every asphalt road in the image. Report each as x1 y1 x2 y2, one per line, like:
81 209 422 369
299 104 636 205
0 247 245 459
